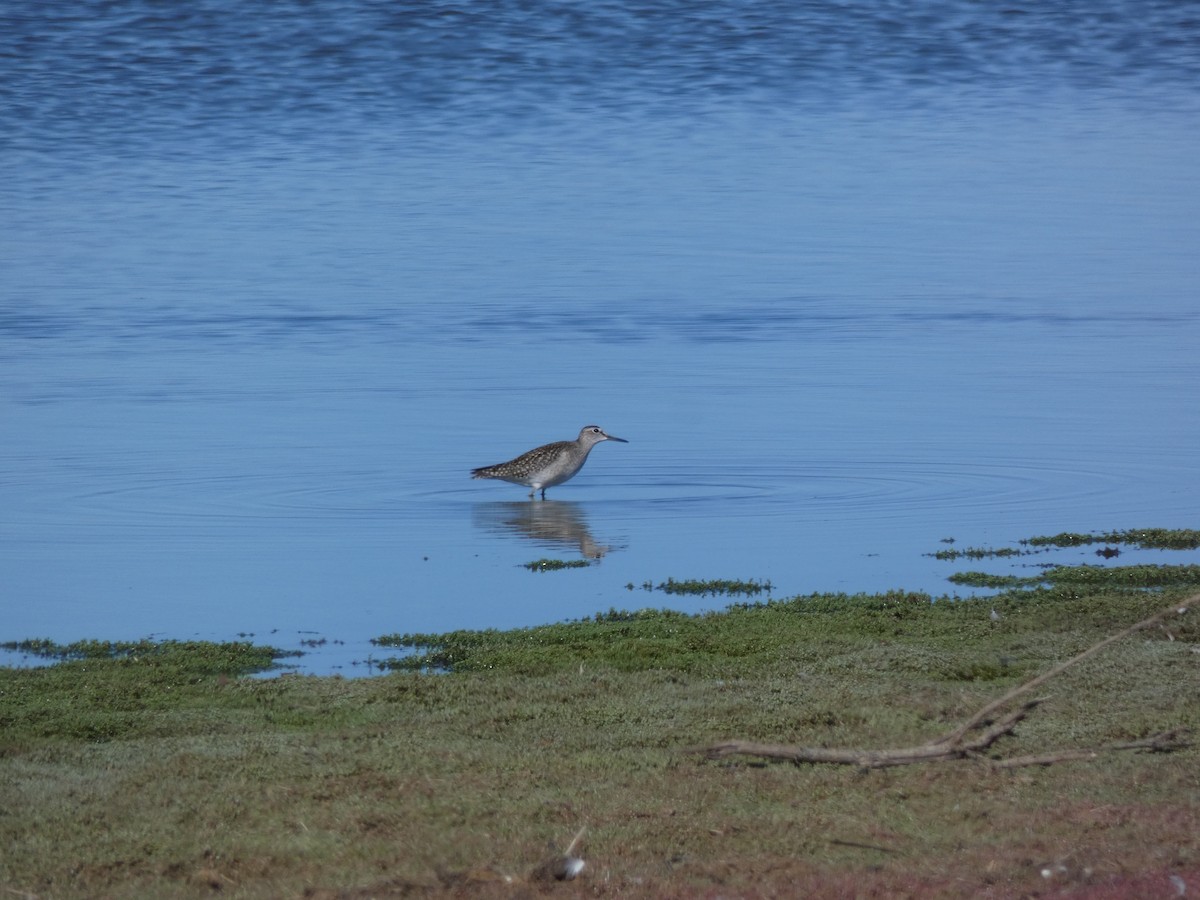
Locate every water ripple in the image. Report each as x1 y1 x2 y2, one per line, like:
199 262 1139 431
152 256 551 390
11 452 1134 542
4 0 1198 156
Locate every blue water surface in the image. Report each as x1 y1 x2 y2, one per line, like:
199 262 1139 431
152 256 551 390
2 0 1199 673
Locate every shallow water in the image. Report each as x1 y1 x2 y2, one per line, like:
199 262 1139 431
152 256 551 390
3 1 1199 673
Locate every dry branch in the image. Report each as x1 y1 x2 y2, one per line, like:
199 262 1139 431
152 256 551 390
693 699 1044 768
992 728 1191 769
689 593 1198 769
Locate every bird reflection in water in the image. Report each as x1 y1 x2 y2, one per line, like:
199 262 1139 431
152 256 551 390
472 500 617 559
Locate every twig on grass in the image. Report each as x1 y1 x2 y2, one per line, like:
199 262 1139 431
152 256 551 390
991 728 1191 769
688 593 1198 769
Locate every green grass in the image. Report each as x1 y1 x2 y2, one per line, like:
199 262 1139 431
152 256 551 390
376 588 1036 677
2 551 1199 897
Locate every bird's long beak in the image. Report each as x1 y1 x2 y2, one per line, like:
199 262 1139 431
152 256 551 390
606 434 628 443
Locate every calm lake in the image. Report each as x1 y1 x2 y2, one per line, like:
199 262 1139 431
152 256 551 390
3 1 1199 673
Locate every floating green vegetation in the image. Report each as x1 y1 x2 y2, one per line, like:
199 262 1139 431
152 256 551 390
522 558 591 571
930 528 1200 561
932 546 1031 561
947 572 1028 588
939 528 1200 590
0 638 290 674
1043 563 1200 588
947 564 1200 592
1022 528 1200 550
625 577 773 597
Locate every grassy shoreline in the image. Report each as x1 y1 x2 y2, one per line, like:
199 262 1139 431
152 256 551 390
3 535 1199 897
